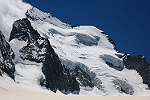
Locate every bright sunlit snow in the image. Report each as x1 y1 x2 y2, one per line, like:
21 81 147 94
0 0 150 96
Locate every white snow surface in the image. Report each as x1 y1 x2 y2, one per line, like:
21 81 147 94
0 0 150 96
26 7 72 29
26 7 150 95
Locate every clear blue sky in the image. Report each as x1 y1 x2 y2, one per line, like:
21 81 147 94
24 0 150 62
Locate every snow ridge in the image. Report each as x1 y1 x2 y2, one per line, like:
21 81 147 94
0 0 150 96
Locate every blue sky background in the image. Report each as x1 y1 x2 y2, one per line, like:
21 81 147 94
24 0 150 62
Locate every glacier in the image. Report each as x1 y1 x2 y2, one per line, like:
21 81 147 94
0 0 150 96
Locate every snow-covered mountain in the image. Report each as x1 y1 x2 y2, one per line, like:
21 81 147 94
0 0 150 96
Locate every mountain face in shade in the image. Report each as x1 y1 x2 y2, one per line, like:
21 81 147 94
0 30 15 79
123 54 150 88
9 18 97 94
9 18 79 93
0 0 150 96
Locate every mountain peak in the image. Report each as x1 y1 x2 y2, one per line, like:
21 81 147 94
26 7 72 29
0 0 150 96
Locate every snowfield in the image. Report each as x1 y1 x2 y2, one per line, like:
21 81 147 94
0 0 150 97
29 8 150 95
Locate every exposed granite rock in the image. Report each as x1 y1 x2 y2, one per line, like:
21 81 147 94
9 18 79 94
123 54 150 88
106 35 117 51
0 30 15 79
61 59 104 91
75 66 94 87
101 32 117 51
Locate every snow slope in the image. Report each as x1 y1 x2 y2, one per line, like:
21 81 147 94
0 0 150 96
25 7 150 95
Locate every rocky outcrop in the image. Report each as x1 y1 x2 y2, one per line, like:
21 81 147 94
62 59 104 91
0 30 15 79
104 33 117 51
9 18 79 94
123 54 150 88
62 59 95 88
9 18 106 94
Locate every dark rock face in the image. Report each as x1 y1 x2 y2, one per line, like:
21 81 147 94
106 35 117 50
41 49 80 93
61 59 104 91
74 66 94 87
10 18 80 94
102 32 117 51
9 18 79 94
0 30 15 79
61 59 96 88
123 54 150 88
